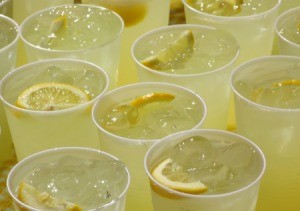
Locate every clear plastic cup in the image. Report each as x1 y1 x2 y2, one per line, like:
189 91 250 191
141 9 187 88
7 147 130 210
0 14 19 163
231 55 300 210
144 129 266 211
0 58 109 161
20 4 123 89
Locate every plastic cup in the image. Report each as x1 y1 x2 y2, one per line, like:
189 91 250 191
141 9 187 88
0 14 19 163
7 147 130 211
182 0 281 65
231 56 300 210
144 129 266 211
275 7 300 56
20 4 123 89
0 58 109 161
132 24 239 130
92 82 207 211
0 0 12 17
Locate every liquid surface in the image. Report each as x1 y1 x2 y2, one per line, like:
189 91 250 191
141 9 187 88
140 30 238 74
23 5 122 50
19 156 128 210
98 93 204 139
154 135 262 194
187 0 277 16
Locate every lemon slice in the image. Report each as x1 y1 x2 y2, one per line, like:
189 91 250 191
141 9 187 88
130 93 175 107
18 182 82 211
152 158 207 194
141 29 194 70
16 82 90 111
223 0 243 6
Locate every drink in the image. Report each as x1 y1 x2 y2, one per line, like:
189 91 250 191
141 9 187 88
0 14 19 163
132 24 239 129
92 82 207 211
20 4 123 89
144 129 266 211
0 0 12 17
182 0 281 65
7 147 130 210
231 56 300 210
275 7 300 56
0 59 109 161
82 0 170 86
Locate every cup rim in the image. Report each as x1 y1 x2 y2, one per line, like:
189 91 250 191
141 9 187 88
182 0 282 22
20 4 124 53
230 55 300 112
6 146 131 211
0 58 110 116
92 82 207 144
131 24 240 78
144 128 266 199
0 14 20 53
275 6 300 49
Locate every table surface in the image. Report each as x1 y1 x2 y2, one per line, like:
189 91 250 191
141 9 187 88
0 1 185 209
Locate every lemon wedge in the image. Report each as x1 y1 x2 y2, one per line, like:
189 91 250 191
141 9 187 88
18 182 82 211
16 82 90 111
130 93 175 107
223 0 243 6
152 158 207 194
141 29 194 70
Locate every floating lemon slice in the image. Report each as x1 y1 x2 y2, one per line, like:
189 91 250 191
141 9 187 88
141 29 194 70
16 82 90 111
152 158 207 194
18 182 82 211
130 93 175 107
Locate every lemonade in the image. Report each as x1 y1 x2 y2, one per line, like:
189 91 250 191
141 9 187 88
20 4 123 88
0 14 19 163
82 0 170 86
7 147 130 211
182 0 281 65
92 82 206 211
144 129 266 211
275 7 300 56
132 24 239 129
0 59 109 161
231 56 300 210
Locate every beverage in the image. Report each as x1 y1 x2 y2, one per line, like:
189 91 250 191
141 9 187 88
231 56 300 210
82 0 170 86
7 147 130 210
0 14 19 163
132 24 239 129
92 82 207 211
0 59 109 161
275 7 300 56
144 129 266 211
182 0 281 65
0 0 12 17
20 4 123 89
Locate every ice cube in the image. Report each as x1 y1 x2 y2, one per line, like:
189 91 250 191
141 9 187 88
79 160 128 209
35 65 73 84
215 142 254 171
100 104 139 131
170 136 214 171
